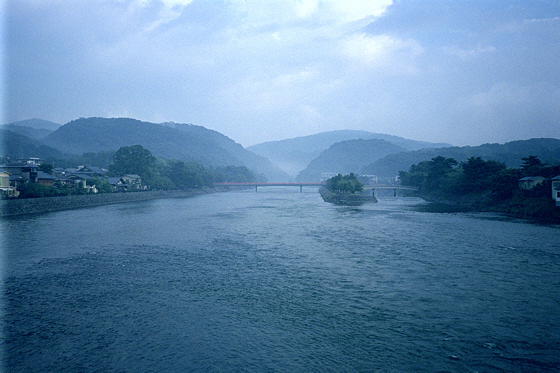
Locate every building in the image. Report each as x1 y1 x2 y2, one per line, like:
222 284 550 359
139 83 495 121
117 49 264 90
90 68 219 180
518 176 546 190
121 174 143 190
108 177 128 192
551 175 560 206
0 171 19 198
37 171 56 187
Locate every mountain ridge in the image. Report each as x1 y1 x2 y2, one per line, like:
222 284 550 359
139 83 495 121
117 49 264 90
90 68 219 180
37 117 288 181
248 130 450 177
296 138 405 182
365 138 560 178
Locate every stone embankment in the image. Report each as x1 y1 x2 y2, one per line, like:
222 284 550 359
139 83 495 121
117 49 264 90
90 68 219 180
1 189 216 217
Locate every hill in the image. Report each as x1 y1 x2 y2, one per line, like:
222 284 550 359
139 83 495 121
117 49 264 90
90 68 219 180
248 130 449 177
4 118 61 131
296 139 405 182
364 138 560 178
41 117 288 181
1 119 61 140
1 129 66 160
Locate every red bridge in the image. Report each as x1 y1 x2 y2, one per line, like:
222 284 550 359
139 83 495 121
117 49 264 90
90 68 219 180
214 182 324 192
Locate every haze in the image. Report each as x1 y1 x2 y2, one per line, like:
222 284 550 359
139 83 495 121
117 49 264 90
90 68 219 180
3 0 560 147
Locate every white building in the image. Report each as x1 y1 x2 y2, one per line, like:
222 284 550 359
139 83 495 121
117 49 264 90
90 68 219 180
551 175 560 206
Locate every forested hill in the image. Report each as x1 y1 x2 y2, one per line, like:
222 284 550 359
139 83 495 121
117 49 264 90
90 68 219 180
296 138 405 182
1 129 66 160
1 119 61 140
364 138 560 178
41 117 288 181
248 130 450 177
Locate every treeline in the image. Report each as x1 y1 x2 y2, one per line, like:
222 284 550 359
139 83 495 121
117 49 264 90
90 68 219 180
107 145 264 189
399 156 560 218
19 145 263 198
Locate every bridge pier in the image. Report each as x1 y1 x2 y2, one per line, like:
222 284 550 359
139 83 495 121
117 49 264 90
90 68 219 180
300 185 302 193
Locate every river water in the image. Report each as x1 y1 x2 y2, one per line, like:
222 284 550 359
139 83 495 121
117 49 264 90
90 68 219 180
2 188 560 372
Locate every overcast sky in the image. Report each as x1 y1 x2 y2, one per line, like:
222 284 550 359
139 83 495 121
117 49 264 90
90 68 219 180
3 0 560 146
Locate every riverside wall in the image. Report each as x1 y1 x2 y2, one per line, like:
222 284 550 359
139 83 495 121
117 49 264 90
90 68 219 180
1 189 216 217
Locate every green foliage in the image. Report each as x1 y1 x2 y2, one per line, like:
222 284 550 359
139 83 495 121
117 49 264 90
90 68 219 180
213 166 259 183
399 155 560 219
88 177 113 193
17 183 54 198
109 145 157 179
38 163 54 174
160 160 213 189
399 156 458 195
325 173 364 194
143 174 175 191
18 181 84 198
461 157 506 192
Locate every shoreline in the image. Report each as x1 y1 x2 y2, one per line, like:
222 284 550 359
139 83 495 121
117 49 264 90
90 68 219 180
1 188 222 217
414 194 560 224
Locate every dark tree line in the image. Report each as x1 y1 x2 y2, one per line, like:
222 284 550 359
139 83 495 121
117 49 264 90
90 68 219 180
399 155 560 218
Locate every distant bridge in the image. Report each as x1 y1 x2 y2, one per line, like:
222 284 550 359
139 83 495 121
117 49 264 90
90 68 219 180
213 182 324 192
213 182 418 194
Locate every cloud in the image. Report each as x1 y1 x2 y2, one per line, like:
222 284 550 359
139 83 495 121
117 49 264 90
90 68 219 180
128 0 194 32
226 0 392 27
443 45 496 60
342 33 423 73
453 82 560 142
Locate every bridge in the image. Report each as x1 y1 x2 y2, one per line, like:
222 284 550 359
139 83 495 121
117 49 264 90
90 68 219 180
214 182 324 192
213 182 418 194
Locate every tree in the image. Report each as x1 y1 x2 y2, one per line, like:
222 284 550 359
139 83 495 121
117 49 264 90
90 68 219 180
521 156 545 176
399 157 458 194
108 145 156 179
88 177 112 193
38 163 54 174
325 173 364 194
460 157 506 192
161 160 213 189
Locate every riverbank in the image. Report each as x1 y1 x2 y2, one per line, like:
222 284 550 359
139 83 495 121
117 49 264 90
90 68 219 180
415 192 560 223
1 189 221 217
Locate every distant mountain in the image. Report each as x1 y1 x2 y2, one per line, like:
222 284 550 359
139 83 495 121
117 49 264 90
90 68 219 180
42 117 288 181
3 118 61 131
248 130 450 177
1 129 66 160
0 124 53 140
364 138 560 178
296 138 405 182
1 119 61 140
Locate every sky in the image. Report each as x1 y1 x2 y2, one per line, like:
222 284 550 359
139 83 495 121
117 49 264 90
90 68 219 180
3 0 560 147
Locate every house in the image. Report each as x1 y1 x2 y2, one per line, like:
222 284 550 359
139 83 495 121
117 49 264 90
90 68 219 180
108 177 128 192
121 174 144 190
551 175 560 206
67 173 92 188
37 171 56 187
0 171 19 198
0 171 10 188
518 176 546 190
9 174 26 189
73 165 108 177
0 160 40 182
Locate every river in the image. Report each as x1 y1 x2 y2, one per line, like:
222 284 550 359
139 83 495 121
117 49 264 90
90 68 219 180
2 188 560 372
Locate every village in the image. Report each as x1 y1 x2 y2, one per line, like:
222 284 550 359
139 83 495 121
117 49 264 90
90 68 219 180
0 157 144 198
